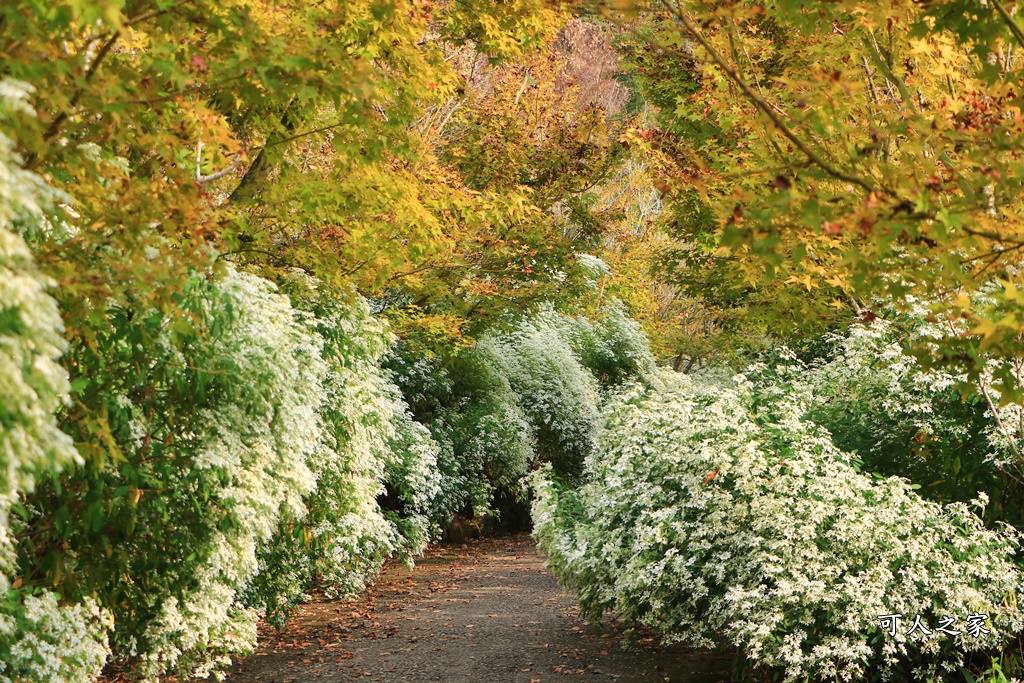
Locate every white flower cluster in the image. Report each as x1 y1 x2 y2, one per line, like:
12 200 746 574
774 306 1024 484
133 269 325 680
0 79 79 530
386 338 536 523
302 283 441 591
0 77 111 683
1 263 444 682
118 271 446 679
475 302 653 481
533 369 1024 682
248 277 443 632
0 593 112 683
481 314 601 480
574 252 611 288
751 315 1020 528
770 318 968 453
305 355 440 596
384 300 654 529
556 299 656 387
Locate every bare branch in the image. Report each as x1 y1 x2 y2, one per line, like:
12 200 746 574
196 158 242 185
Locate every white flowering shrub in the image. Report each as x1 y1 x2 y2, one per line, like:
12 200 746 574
0 90 78 498
574 253 611 288
385 413 443 551
15 266 324 681
0 79 111 683
481 315 600 481
249 278 442 627
547 299 656 388
449 344 534 498
386 301 654 525
533 370 1024 682
386 340 534 527
752 317 1016 526
10 254 446 680
442 344 535 521
296 362 439 598
0 593 112 683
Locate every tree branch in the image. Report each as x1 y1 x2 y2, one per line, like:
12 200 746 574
866 31 916 114
962 226 1024 245
196 158 242 185
993 0 1024 53
27 0 193 168
657 1 878 195
38 30 121 147
229 100 296 203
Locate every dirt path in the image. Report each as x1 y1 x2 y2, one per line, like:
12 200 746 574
226 534 732 683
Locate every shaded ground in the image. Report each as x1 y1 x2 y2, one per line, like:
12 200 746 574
226 534 734 683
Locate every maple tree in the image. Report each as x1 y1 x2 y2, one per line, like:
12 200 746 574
598 0 1024 395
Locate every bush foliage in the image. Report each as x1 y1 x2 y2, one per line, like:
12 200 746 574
533 363 1024 682
1 80 111 683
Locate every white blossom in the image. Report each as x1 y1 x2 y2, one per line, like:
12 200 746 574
533 369 1024 682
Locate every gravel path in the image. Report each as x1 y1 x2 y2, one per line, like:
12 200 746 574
226 535 733 683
